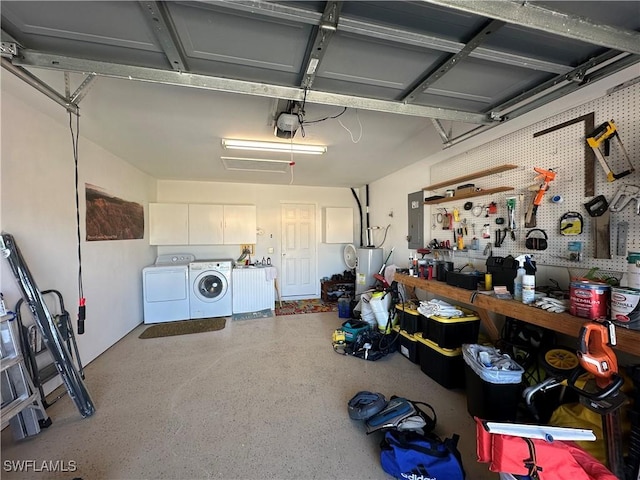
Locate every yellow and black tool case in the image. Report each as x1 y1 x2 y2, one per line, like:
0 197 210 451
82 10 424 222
395 303 420 334
422 308 480 349
416 336 464 390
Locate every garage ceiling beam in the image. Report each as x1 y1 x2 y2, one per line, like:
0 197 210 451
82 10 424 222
403 18 505 103
1 57 79 114
139 1 188 71
14 50 493 124
422 0 640 56
300 1 342 89
212 0 571 74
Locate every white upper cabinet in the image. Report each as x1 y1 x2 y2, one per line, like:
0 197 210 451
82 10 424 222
188 204 224 245
149 203 256 245
324 207 354 243
223 205 256 244
149 203 189 245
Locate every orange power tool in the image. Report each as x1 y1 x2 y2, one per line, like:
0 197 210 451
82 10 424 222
576 321 620 390
569 321 626 478
524 167 556 228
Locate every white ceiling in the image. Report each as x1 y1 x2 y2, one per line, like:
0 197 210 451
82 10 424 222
2 0 639 188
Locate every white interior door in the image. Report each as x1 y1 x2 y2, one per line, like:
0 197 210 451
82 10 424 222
281 203 316 297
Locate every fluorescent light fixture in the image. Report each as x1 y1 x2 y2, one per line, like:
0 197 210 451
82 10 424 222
222 139 326 155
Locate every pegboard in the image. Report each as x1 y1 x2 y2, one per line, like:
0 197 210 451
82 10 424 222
428 82 640 279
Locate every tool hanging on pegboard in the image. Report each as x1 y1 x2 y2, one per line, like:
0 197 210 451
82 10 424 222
584 195 611 259
610 184 640 215
586 120 635 182
525 167 556 228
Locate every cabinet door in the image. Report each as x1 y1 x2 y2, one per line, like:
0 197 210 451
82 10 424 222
223 205 256 244
149 203 189 245
188 204 223 245
324 207 354 243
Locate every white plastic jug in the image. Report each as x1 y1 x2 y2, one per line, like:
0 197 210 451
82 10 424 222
628 252 640 289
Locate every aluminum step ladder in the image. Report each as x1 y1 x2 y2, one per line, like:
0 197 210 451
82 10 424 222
1 311 51 439
0 233 95 418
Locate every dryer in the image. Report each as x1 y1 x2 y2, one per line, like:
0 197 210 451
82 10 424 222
189 259 233 318
143 254 195 324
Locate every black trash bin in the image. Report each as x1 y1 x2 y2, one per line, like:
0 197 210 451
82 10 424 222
463 344 524 421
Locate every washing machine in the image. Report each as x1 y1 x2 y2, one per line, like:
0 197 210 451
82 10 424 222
189 259 233 318
143 254 195 324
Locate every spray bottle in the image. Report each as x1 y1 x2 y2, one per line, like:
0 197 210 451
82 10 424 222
514 255 528 301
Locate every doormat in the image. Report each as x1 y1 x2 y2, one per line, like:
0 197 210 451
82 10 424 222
232 309 273 321
275 299 337 316
139 317 226 339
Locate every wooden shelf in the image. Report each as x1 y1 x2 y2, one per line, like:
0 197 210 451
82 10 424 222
424 187 514 205
423 164 518 191
394 273 640 357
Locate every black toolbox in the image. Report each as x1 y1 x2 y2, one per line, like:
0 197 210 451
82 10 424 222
485 256 535 293
446 271 482 290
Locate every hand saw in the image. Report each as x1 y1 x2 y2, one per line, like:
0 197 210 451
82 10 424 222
586 120 635 182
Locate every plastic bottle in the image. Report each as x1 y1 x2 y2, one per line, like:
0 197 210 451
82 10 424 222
522 274 536 304
513 255 528 301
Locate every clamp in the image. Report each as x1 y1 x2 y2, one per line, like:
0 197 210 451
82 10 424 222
610 184 640 214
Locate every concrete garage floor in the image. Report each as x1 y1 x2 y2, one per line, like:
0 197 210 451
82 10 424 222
1 312 498 479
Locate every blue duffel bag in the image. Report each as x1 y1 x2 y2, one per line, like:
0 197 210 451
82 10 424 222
380 430 465 480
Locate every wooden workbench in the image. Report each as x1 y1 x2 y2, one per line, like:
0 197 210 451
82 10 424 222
395 273 640 357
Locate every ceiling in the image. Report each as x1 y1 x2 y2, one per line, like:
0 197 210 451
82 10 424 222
1 1 639 188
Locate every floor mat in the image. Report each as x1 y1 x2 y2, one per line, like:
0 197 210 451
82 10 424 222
139 317 226 339
232 309 274 321
275 299 337 316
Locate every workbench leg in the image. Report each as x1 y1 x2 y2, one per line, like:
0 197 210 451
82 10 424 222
274 279 283 308
476 308 500 343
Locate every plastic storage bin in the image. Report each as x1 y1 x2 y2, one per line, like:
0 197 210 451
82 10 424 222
463 344 524 421
417 336 464 389
397 328 419 364
395 303 420 334
422 307 480 349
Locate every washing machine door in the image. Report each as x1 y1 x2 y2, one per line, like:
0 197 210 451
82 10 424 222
193 271 228 303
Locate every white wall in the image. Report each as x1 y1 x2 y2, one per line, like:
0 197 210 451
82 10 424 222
1 77 157 365
157 180 361 295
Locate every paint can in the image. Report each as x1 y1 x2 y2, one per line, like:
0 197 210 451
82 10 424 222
569 281 610 321
627 252 640 289
610 287 640 330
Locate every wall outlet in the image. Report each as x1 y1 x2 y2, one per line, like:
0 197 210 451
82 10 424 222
241 244 255 255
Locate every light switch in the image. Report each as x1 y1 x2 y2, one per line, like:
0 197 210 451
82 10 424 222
268 247 274 254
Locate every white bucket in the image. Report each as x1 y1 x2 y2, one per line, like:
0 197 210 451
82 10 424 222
627 252 640 289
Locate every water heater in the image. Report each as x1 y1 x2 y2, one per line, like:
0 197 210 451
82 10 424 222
356 247 383 295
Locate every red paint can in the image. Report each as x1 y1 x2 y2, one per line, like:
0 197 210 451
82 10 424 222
569 281 610 320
